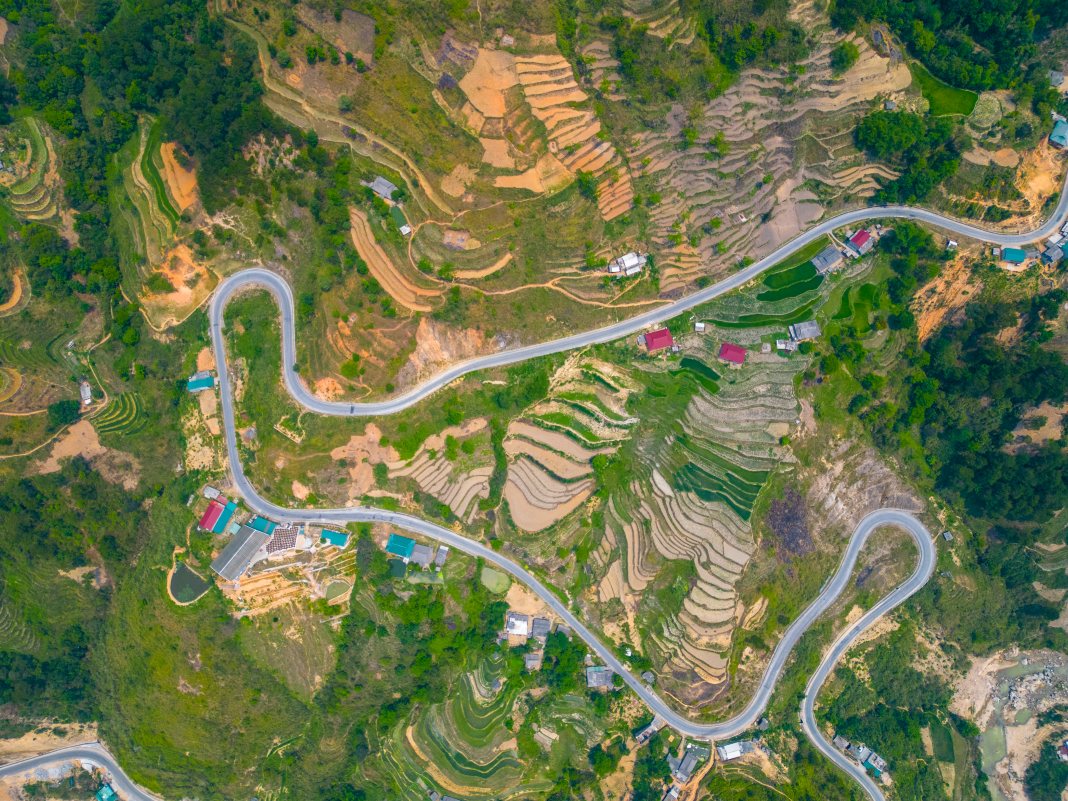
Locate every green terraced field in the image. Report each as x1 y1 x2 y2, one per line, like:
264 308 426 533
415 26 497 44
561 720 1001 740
141 119 181 226
0 336 56 368
757 271 823 302
95 393 148 435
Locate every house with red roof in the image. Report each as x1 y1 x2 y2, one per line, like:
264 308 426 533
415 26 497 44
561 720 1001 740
717 342 746 368
642 328 675 353
847 229 874 256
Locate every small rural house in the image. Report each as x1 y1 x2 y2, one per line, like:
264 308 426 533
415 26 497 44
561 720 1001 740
847 229 874 256
366 176 399 200
1042 244 1064 265
1001 247 1028 265
386 533 416 561
789 320 821 342
187 370 215 392
586 665 614 688
608 251 647 277
1051 119 1068 149
506 611 530 637
717 342 746 367
811 245 844 275
641 327 675 353
80 380 93 406
716 741 755 761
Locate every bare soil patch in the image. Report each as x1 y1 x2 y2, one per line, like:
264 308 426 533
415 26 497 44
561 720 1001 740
0 722 97 763
141 244 216 329
195 346 215 371
913 254 978 342
455 252 512 280
0 271 23 314
160 143 198 212
458 49 518 118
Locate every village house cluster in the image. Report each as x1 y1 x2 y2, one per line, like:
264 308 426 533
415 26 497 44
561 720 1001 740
831 733 889 779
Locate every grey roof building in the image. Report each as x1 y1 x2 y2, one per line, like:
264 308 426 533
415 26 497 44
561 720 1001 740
434 545 449 568
833 735 851 751
586 665 614 688
411 543 435 568
211 525 270 581
366 176 399 200
531 617 551 640
789 320 822 341
811 245 844 275
1042 245 1064 265
524 651 543 671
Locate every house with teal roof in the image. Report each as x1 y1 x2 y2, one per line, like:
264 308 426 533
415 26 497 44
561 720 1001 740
96 785 117 801
247 516 278 535
211 500 238 534
386 533 415 561
1051 119 1068 149
187 370 215 392
321 529 350 548
1001 247 1028 264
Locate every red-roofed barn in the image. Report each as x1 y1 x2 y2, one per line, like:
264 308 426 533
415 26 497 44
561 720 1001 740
718 342 746 367
198 499 225 531
643 328 675 353
848 229 874 256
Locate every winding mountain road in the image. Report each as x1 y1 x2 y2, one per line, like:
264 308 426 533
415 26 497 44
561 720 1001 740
7 195 1066 800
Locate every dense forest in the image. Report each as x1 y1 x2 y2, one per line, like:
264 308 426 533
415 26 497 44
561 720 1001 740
831 0 1068 91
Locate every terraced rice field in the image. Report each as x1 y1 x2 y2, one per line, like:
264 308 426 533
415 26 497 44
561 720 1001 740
0 117 63 225
503 357 637 532
94 393 148 435
120 119 179 270
388 419 494 522
0 335 57 369
377 656 551 800
610 10 911 292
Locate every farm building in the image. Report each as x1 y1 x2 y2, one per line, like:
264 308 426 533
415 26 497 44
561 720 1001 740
246 516 278 535
531 617 551 641
523 651 543 671
635 717 663 745
1051 119 1068 149
434 545 449 568
211 525 270 581
586 665 614 688
96 786 117 801
789 320 822 341
642 328 675 353
847 743 872 763
366 176 399 200
812 245 844 275
847 229 874 256
716 740 755 761
776 339 798 352
411 543 435 568
669 744 710 783
386 533 416 561
1042 245 1064 265
694 321 706 332
833 735 850 750
80 380 93 406
865 752 888 776
187 370 215 392
203 485 221 500
506 611 530 637
608 251 647 276
321 529 350 548
198 499 226 531
1001 247 1028 265
717 342 746 367
661 788 680 801
212 500 238 534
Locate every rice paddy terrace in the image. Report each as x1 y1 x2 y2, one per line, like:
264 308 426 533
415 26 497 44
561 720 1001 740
370 654 601 800
0 117 66 228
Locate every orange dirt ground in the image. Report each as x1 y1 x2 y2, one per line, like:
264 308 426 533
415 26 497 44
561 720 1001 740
160 143 199 212
0 271 23 313
348 207 438 312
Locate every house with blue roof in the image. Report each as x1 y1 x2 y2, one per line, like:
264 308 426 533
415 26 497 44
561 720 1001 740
211 500 238 534
321 529 350 548
386 533 415 561
247 516 278 535
1051 119 1068 149
187 370 215 392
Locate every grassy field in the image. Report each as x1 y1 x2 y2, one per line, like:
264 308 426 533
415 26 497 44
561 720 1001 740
911 62 978 116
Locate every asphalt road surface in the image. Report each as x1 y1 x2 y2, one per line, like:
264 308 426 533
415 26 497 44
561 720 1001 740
12 195 1058 799
209 182 1068 417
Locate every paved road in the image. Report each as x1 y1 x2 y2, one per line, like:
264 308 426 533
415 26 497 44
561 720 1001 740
209 181 1068 418
0 742 162 801
11 195 1056 799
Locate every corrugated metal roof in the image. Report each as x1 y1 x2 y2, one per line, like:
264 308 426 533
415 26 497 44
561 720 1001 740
247 516 278 535
386 533 415 559
211 501 238 534
321 529 349 547
645 328 674 352
211 526 270 581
